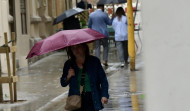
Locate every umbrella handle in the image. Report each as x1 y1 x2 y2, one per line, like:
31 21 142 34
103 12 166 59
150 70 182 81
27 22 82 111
66 48 70 59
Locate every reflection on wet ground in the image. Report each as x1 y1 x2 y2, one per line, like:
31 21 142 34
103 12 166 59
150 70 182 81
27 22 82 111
102 68 132 111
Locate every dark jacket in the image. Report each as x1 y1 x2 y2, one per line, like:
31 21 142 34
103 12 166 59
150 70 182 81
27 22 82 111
63 16 81 30
60 56 109 110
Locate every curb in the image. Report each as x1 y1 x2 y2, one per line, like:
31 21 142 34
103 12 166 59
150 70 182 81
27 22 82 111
36 91 68 111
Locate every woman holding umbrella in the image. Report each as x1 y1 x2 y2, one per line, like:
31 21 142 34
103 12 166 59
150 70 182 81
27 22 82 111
60 43 109 111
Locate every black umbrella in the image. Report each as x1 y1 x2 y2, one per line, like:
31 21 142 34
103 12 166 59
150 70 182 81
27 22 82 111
97 0 127 4
77 0 92 9
53 8 84 25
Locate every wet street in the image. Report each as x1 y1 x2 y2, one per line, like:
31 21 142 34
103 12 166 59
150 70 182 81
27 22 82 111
0 42 143 111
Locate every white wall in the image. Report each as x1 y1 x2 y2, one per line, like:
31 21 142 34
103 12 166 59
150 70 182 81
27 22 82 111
143 0 190 111
15 0 30 68
0 0 12 73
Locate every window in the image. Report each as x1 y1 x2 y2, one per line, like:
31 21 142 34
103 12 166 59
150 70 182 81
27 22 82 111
20 0 27 34
9 0 15 32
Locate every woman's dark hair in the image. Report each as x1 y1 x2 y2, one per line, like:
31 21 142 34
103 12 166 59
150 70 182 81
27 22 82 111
116 7 126 21
67 43 90 61
97 4 104 8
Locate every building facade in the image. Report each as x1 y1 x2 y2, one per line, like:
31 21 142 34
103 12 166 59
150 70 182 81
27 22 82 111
0 0 73 73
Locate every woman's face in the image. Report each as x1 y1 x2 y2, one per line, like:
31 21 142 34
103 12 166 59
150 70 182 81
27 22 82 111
71 44 86 58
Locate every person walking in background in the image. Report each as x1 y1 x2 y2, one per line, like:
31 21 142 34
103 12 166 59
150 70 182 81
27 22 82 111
60 43 109 111
88 4 112 66
112 7 129 67
63 15 81 30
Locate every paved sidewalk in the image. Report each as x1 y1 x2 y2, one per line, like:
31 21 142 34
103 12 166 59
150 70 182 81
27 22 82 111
36 55 144 111
0 49 144 111
37 61 144 111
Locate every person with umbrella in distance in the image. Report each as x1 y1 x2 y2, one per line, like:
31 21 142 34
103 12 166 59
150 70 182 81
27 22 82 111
53 8 84 30
88 4 113 66
60 43 109 111
112 7 129 67
62 15 81 30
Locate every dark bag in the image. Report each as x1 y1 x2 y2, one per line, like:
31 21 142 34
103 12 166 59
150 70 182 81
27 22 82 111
65 68 85 110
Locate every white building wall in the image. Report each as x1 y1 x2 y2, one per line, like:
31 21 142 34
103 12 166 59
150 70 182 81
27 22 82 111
15 0 30 68
143 0 190 111
0 0 12 73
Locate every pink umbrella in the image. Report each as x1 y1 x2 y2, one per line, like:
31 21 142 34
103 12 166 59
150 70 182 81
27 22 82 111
26 28 106 59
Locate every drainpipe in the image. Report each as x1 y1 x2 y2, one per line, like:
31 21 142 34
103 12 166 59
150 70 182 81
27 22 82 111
0 68 3 102
127 0 135 71
76 0 78 7
13 0 17 40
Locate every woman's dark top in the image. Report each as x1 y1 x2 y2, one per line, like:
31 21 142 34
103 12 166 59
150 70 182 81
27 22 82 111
60 56 109 110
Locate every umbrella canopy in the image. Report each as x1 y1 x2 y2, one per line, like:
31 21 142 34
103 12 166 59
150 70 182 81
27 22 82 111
97 0 127 4
53 8 84 25
26 28 106 59
77 0 92 9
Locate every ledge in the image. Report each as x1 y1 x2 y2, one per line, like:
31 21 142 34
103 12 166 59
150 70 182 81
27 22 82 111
8 15 14 23
44 16 52 23
30 16 42 23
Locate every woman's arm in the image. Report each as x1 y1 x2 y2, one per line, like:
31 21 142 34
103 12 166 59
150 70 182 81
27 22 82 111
112 18 117 30
97 59 109 99
88 15 92 28
60 60 71 87
125 16 128 25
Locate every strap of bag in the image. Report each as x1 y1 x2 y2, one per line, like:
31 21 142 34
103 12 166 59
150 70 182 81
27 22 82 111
80 66 86 94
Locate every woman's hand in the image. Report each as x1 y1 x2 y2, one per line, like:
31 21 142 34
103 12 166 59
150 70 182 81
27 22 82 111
101 97 108 106
67 67 75 80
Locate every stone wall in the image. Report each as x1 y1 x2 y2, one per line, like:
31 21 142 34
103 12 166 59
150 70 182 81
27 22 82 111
0 0 73 73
